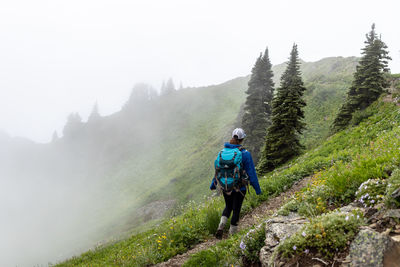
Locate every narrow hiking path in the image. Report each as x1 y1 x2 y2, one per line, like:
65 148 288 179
154 176 312 267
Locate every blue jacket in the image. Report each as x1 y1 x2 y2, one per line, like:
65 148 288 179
210 143 262 195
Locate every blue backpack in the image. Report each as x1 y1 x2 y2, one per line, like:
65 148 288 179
214 147 245 193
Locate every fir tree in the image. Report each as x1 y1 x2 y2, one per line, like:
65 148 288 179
125 83 156 110
88 102 101 123
332 24 391 132
63 112 83 139
51 131 59 142
241 47 274 163
161 78 176 95
258 44 306 172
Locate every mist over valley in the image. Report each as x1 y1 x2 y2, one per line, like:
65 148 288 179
0 56 361 266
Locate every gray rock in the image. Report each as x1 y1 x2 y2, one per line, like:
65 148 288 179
267 212 304 223
391 187 400 198
265 222 304 247
259 246 272 267
383 209 400 219
348 228 399 267
260 213 307 267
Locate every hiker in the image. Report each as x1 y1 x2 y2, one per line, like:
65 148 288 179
210 128 261 238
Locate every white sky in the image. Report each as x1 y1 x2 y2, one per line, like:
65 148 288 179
0 0 399 143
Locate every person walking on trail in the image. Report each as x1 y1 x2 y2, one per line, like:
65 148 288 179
210 128 262 239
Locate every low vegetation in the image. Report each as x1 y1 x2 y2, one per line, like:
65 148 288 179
57 98 400 266
277 210 364 259
183 99 400 266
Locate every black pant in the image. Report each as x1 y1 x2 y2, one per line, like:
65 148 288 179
222 190 246 226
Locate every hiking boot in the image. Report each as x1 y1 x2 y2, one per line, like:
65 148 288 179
215 228 223 239
229 224 238 235
215 216 228 239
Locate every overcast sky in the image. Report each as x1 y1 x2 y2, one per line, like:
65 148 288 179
1 0 399 143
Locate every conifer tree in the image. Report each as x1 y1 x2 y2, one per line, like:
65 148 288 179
124 83 157 111
51 131 59 142
241 47 274 163
88 102 100 122
258 44 306 172
332 24 391 132
161 78 176 95
63 113 83 139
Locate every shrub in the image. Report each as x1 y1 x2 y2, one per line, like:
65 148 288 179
351 109 373 126
355 178 387 208
277 199 298 216
276 210 364 260
385 169 400 208
183 235 242 267
239 224 266 263
204 201 221 235
183 250 221 267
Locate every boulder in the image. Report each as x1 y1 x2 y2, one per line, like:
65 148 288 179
382 209 400 220
348 228 400 267
260 213 307 267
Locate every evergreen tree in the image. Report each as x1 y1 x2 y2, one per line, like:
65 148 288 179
258 44 306 172
332 24 391 132
161 78 176 95
160 80 166 94
51 131 59 142
241 47 274 163
88 102 101 123
63 112 83 139
124 83 156 110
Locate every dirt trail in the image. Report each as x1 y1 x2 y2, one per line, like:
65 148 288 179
154 176 312 267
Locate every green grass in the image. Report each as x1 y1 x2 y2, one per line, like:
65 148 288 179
276 210 364 260
85 56 358 238
183 99 400 265
55 111 356 266
54 57 362 265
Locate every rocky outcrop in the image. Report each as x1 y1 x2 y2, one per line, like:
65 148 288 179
259 212 307 267
257 203 400 267
344 228 400 267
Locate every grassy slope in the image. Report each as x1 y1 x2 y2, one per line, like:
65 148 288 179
57 98 400 267
87 77 249 238
55 57 363 266
183 99 400 266
94 56 359 238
